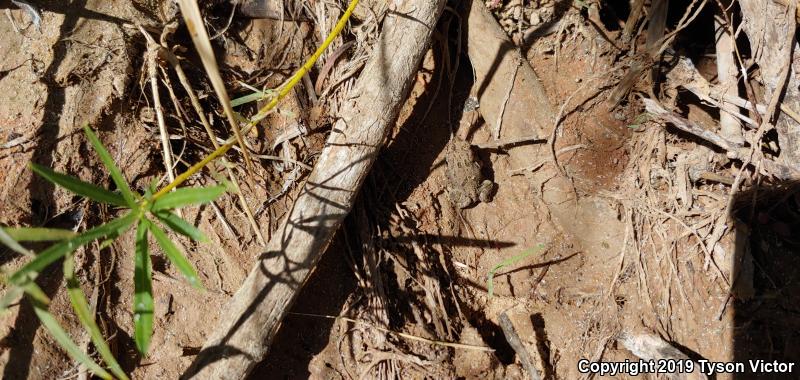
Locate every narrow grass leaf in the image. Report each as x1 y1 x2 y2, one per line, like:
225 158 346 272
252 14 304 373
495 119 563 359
154 211 206 242
487 244 545 299
63 255 129 380
0 228 34 256
151 185 226 211
21 281 50 305
9 212 137 286
3 227 77 242
231 90 267 107
133 219 154 356
0 287 23 313
83 125 137 207
98 238 114 250
147 220 202 289
175 0 255 173
30 163 127 207
1 273 49 308
30 295 112 380
2 271 50 307
9 241 76 287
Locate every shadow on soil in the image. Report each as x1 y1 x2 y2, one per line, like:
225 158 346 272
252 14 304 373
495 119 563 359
248 232 356 379
3 1 88 378
731 180 800 379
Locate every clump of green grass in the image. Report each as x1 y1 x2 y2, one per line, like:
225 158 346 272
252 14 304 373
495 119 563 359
1 125 226 379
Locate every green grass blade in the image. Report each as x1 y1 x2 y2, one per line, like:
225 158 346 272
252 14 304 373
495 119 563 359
487 244 545 299
29 163 128 207
147 219 202 289
0 227 34 256
8 212 137 286
150 185 226 211
83 125 137 207
3 227 77 242
133 219 154 356
20 281 50 305
231 90 268 107
63 255 129 380
0 287 24 313
153 211 207 242
1 274 46 312
9 241 77 286
29 290 112 380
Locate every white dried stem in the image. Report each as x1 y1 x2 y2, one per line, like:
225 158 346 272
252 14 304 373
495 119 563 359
714 16 744 144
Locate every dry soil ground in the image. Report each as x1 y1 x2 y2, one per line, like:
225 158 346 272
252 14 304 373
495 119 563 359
1 0 798 379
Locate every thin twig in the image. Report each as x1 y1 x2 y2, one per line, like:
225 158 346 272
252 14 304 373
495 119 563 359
210 2 237 40
314 40 355 95
727 1 796 212
475 133 546 149
289 312 495 352
549 78 597 198
176 0 255 176
655 0 708 55
499 312 542 380
607 209 630 298
159 45 268 246
642 98 800 179
647 205 730 288
713 14 744 144
139 26 178 191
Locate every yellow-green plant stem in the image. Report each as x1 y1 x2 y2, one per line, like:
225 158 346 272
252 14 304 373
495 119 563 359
151 0 360 201
252 0 360 123
152 140 236 200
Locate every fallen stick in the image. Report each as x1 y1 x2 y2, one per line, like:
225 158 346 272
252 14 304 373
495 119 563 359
668 57 800 127
499 312 542 380
643 98 800 179
739 0 800 165
643 98 744 152
181 1 446 378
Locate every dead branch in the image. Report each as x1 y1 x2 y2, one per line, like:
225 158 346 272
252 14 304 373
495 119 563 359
739 0 800 166
181 1 446 378
642 98 800 179
665 56 800 128
139 27 178 189
499 312 542 380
